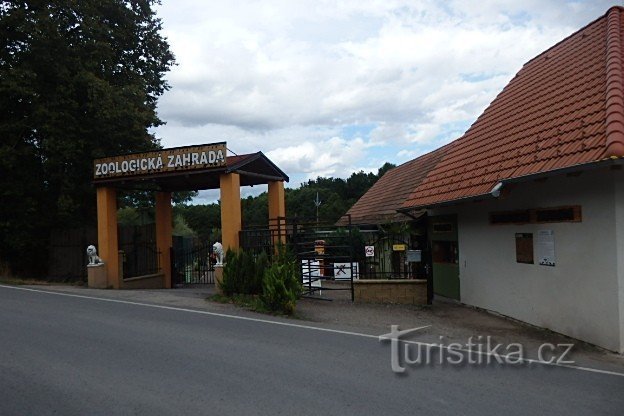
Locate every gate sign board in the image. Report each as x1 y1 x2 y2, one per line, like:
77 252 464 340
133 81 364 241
365 246 375 257
406 250 422 263
93 142 227 179
333 262 359 281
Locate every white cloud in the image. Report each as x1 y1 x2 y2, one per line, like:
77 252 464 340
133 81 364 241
266 137 367 179
153 0 616 196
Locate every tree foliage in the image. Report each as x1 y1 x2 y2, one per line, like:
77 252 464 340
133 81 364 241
173 204 221 241
243 163 392 227
0 0 174 274
174 162 396 237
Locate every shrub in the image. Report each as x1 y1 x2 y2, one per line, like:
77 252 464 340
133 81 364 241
260 247 301 315
220 245 302 315
219 249 241 296
219 249 269 296
243 250 268 295
261 263 298 315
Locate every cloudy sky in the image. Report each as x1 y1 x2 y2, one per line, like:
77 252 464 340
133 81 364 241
152 0 617 203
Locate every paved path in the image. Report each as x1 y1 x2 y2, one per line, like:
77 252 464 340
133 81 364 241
1 285 623 415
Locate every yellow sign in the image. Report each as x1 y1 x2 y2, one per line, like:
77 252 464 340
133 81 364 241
393 244 407 251
93 142 227 179
314 240 325 255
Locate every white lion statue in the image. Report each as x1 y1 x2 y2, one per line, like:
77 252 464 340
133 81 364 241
212 242 224 266
86 245 103 265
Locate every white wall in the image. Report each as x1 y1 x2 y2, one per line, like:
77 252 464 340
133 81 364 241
433 168 623 352
616 171 624 352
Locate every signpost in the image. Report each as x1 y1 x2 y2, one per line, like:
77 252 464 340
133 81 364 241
93 143 227 179
365 246 375 257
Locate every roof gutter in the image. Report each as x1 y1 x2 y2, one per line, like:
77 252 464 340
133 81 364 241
231 169 287 182
397 157 623 214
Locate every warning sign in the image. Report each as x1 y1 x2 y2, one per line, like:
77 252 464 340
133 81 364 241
365 246 375 257
333 262 359 281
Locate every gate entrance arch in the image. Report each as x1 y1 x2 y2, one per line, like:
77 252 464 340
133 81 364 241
92 142 288 289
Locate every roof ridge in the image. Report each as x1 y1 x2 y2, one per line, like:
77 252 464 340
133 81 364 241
524 6 623 68
605 6 624 157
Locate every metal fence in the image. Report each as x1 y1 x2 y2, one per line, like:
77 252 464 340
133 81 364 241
48 227 97 281
240 216 434 300
171 237 215 286
118 224 161 278
241 216 357 300
358 231 426 279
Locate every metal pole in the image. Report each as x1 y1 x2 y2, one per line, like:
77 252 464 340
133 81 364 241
348 214 354 302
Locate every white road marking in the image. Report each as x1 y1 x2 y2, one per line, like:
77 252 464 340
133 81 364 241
2 284 623 378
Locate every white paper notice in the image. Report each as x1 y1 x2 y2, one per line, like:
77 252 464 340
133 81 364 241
537 230 555 267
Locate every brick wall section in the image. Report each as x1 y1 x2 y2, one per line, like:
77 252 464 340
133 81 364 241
354 279 427 305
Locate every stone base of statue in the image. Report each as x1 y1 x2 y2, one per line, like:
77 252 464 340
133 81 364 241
87 263 108 289
214 264 224 294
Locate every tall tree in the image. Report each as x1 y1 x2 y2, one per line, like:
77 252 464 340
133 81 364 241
0 0 175 274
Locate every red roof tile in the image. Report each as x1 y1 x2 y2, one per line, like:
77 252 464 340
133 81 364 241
226 153 253 166
401 7 624 210
339 145 449 225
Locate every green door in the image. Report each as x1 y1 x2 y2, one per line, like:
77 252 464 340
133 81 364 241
428 215 460 300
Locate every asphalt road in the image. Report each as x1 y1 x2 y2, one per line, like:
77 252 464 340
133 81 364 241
1 285 623 416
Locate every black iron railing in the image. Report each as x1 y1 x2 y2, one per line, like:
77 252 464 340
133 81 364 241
171 238 215 285
118 224 161 279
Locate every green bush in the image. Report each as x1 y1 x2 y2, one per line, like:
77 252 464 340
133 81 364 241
261 264 298 315
220 245 302 315
219 249 269 296
244 250 268 295
219 249 240 296
260 247 301 315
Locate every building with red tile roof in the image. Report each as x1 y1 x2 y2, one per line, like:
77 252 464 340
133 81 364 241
338 145 448 225
399 6 624 212
344 7 624 353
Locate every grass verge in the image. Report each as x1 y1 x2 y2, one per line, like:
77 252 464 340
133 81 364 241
208 293 299 317
0 277 51 286
0 277 85 286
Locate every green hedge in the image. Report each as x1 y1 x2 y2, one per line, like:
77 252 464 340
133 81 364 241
220 249 268 296
220 247 301 315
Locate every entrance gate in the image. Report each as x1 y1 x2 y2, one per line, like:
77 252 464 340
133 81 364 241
240 217 358 301
171 238 215 286
119 224 161 279
91 142 288 289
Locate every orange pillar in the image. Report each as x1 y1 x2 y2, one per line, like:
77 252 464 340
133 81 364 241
96 186 120 288
155 192 173 289
220 173 242 251
268 180 286 244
